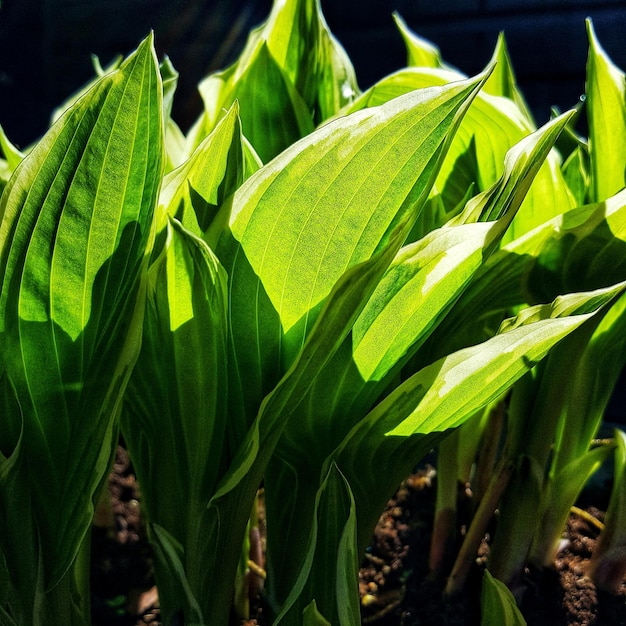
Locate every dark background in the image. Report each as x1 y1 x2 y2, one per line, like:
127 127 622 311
1 0 625 148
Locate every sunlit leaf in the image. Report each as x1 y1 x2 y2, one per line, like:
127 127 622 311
218 71 489 433
393 12 450 70
186 0 357 160
586 19 626 203
0 35 162 611
334 286 612 551
482 32 534 126
340 67 575 242
160 101 260 244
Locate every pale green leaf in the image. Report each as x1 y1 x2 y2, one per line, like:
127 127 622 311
218 72 489 430
271 220 506 476
483 32 534 126
562 144 590 206
340 67 575 242
193 41 313 163
393 12 450 70
160 101 260 244
251 0 358 120
352 222 499 382
0 124 24 171
160 56 187 172
586 19 626 202
453 110 574 227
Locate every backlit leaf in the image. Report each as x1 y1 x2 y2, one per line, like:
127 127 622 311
0 35 162 599
218 71 489 431
586 19 626 203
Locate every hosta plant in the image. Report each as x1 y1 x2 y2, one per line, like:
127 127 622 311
420 16 626 601
0 1 625 625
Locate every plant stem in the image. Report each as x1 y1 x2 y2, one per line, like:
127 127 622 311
430 433 460 574
445 456 514 596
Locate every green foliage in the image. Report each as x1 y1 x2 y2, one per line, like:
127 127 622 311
0 35 162 624
588 428 626 592
481 570 527 626
0 2 625 625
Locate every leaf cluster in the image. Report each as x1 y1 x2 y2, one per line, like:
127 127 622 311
0 3 625 626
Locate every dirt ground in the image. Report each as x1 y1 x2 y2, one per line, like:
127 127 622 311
90 446 626 626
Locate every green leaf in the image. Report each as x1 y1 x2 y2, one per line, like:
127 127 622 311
393 12 450 70
353 222 500 382
160 101 260 244
302 602 332 626
0 33 162 605
453 110 574 227
589 429 626 592
274 463 359 626
271 220 506 482
333 288 608 552
0 124 24 171
482 33 534 126
160 56 187 172
551 287 626 467
562 144 590 206
214 221 410 503
262 218 501 606
524 189 626 304
258 0 358 120
121 217 229 621
203 224 411 625
386 303 600 438
586 19 626 203
218 71 489 433
428 187 626 361
481 570 527 626
315 21 360 123
340 67 575 242
262 94 568 595
186 0 355 162
192 41 313 163
528 443 614 567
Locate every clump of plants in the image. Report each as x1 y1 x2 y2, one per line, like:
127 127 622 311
0 1 625 625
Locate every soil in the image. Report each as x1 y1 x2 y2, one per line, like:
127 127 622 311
91 445 626 626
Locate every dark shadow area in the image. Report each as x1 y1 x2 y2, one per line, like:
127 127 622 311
1 1 625 146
